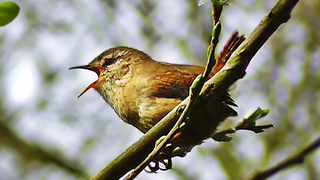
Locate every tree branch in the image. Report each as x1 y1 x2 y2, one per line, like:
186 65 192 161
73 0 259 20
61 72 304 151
248 136 320 180
90 0 300 179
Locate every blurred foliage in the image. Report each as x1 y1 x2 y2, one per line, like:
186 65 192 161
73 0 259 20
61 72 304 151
0 0 319 180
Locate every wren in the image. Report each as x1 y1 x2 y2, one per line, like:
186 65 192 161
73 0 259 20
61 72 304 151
70 45 240 149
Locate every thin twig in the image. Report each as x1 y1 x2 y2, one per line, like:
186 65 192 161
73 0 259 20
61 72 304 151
124 3 225 180
248 136 320 180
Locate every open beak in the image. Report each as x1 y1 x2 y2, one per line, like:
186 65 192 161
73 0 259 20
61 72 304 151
69 65 101 98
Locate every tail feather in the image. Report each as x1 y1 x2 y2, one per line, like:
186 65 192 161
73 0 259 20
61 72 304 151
213 32 244 117
221 92 238 116
211 31 245 75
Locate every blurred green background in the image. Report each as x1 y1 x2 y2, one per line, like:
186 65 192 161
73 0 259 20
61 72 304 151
0 0 319 180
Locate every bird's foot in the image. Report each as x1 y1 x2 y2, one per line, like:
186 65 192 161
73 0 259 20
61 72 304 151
145 159 172 173
144 145 174 173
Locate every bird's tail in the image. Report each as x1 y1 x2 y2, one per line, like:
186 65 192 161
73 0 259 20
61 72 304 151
211 31 245 75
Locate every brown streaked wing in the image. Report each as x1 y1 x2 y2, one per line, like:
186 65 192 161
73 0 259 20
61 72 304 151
148 63 207 100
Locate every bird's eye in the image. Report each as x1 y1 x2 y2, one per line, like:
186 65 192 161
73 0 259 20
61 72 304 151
102 58 117 67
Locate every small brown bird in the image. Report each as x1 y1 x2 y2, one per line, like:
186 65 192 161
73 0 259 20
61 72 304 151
70 33 243 151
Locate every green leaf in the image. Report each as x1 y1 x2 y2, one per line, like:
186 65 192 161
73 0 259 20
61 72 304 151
212 131 233 142
198 0 209 6
199 0 230 7
212 22 221 37
243 107 269 125
0 1 20 26
189 74 203 96
259 109 269 118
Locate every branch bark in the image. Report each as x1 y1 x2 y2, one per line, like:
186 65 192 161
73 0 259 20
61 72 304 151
91 0 300 179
